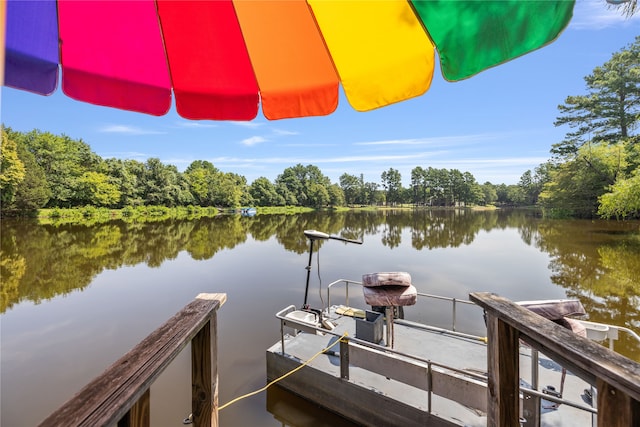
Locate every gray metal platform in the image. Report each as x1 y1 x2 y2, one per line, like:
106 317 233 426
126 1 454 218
267 305 596 427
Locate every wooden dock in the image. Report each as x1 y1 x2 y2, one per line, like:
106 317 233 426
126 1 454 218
37 293 227 427
35 287 638 426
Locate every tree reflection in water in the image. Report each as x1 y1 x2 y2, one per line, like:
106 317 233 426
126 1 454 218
1 209 638 358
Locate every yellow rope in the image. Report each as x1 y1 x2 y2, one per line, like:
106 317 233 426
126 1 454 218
219 331 349 411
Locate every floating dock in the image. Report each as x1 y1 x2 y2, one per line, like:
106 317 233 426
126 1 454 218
267 304 596 427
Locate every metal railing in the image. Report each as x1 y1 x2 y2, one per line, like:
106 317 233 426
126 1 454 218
575 318 640 352
277 284 606 425
326 279 483 339
275 304 489 416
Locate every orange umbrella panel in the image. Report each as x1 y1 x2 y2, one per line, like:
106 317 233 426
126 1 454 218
233 0 339 120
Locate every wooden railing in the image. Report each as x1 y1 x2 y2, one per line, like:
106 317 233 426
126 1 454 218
38 293 227 427
470 292 640 427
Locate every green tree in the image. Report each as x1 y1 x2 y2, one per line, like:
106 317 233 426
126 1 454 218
76 171 121 207
184 160 220 206
275 181 298 206
598 168 640 219
12 140 51 211
480 182 498 206
143 158 184 206
533 162 553 196
449 169 467 206
381 168 402 206
462 172 482 205
102 158 144 207
410 166 428 206
339 173 362 206
506 185 526 206
540 143 627 217
547 37 639 217
423 167 450 206
249 177 284 206
17 130 101 207
212 172 248 207
363 181 380 205
553 36 639 159
517 170 538 205
307 182 330 208
0 129 26 207
275 164 331 207
327 184 345 207
176 173 195 206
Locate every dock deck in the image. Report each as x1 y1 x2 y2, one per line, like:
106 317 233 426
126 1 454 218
267 304 596 427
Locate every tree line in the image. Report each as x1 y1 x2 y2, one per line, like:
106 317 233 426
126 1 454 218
1 37 638 218
0 126 528 214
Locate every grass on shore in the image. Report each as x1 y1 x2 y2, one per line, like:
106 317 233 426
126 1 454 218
34 205 319 225
30 204 496 225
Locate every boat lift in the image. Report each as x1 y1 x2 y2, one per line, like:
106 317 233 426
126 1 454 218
301 229 362 309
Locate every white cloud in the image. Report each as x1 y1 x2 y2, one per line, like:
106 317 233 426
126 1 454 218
204 151 462 166
203 153 550 185
280 143 338 148
354 133 501 147
98 125 165 135
230 121 264 129
175 121 218 129
241 136 268 146
439 157 550 167
272 128 299 136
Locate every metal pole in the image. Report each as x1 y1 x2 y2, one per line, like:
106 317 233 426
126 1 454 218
303 239 315 308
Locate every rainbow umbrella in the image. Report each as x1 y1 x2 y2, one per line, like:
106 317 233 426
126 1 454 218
2 0 575 121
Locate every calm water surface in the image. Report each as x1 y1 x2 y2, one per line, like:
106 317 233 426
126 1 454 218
1 209 639 426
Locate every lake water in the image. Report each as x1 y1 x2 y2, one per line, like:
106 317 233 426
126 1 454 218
1 209 639 426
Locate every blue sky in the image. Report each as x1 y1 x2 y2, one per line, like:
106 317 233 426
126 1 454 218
2 1 639 186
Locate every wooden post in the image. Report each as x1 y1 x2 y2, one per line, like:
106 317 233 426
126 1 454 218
36 293 226 427
486 313 520 427
191 313 218 427
597 379 640 427
471 291 640 427
117 389 150 427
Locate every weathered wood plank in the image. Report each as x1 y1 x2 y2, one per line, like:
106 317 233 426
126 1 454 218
485 314 520 427
191 314 218 427
470 292 640 403
38 293 226 427
597 379 640 427
117 389 150 427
